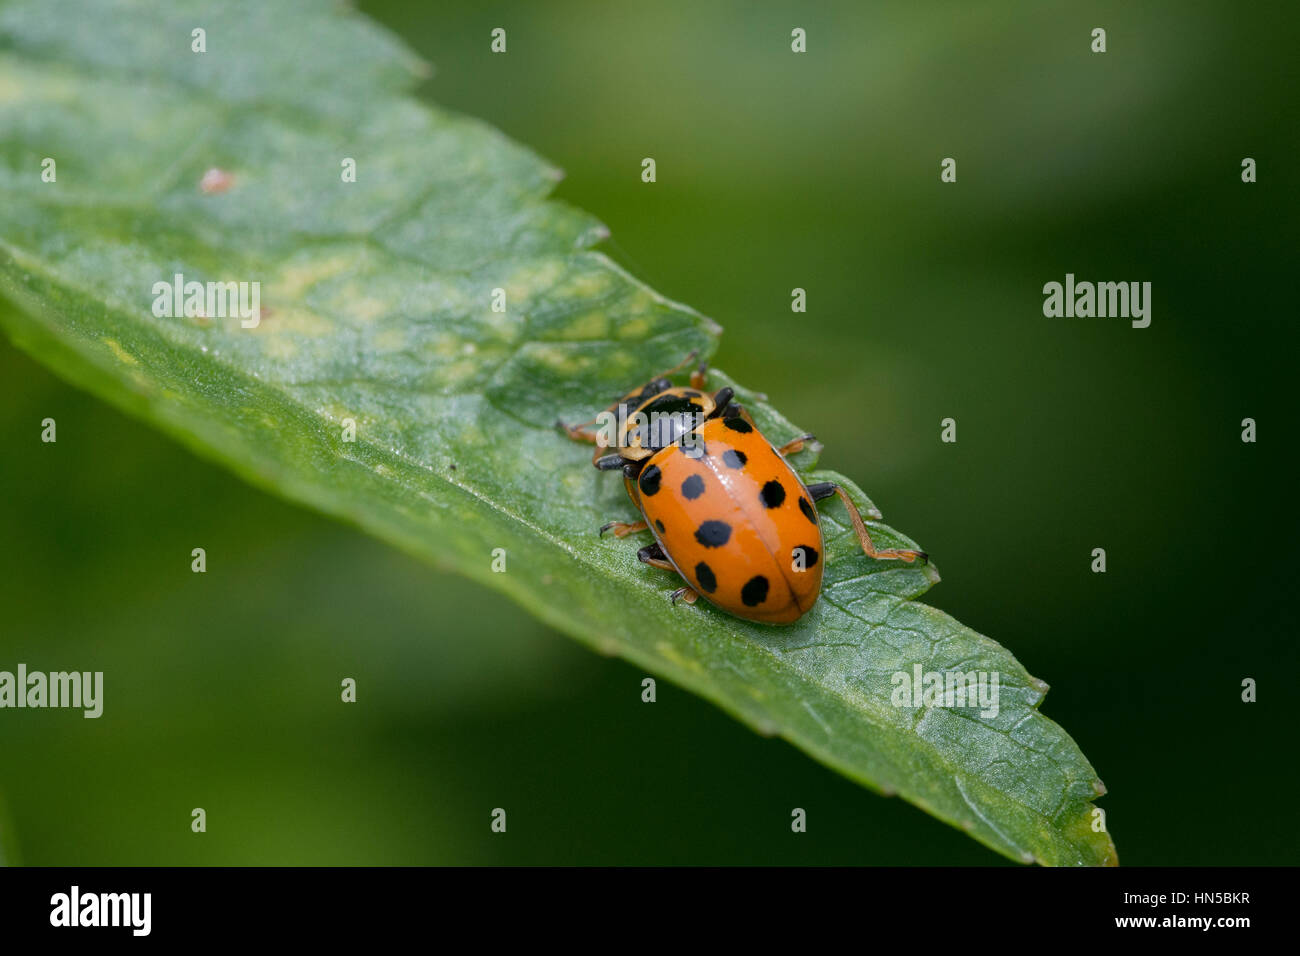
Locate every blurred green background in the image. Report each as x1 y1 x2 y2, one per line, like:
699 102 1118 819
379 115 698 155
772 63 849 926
1 0 1296 864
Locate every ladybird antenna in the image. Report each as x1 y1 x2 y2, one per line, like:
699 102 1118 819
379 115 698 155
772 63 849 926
651 348 700 381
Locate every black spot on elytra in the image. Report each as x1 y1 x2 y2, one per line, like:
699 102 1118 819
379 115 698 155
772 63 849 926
722 449 747 469
655 519 665 533
695 561 717 593
799 496 818 524
639 464 661 496
741 575 769 606
760 480 786 509
723 416 753 433
681 474 705 500
792 545 819 570
695 520 731 548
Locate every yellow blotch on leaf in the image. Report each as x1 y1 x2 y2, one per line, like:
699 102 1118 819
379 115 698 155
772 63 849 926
655 641 706 675
102 338 138 365
558 309 609 340
616 316 651 339
261 306 332 337
272 254 355 299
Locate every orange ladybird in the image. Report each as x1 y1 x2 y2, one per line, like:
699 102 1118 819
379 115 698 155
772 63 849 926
556 353 927 624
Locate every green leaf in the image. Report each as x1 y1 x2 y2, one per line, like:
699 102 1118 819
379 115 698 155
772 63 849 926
0 0 1114 865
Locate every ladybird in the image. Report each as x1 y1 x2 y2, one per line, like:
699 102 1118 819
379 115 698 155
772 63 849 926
556 352 927 624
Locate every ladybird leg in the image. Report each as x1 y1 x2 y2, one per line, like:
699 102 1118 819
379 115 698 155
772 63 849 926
670 585 700 606
600 519 649 538
557 418 623 468
637 542 676 571
640 547 699 605
807 480 879 518
555 417 602 442
659 348 700 381
689 358 709 390
777 433 817 456
806 481 835 501
814 482 928 564
553 417 616 466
